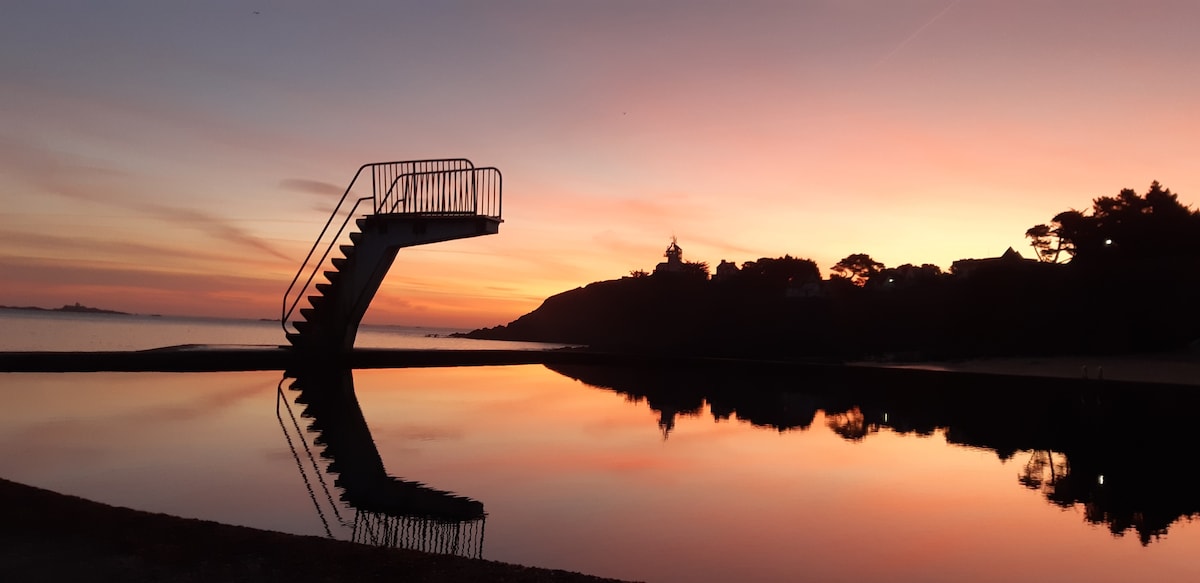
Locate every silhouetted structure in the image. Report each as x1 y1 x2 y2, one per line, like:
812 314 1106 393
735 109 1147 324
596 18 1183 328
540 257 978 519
654 237 685 274
283 159 502 354
713 259 739 281
949 247 1032 278
277 367 486 557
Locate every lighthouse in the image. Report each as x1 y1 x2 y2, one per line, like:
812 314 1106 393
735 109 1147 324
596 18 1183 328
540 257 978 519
655 237 684 274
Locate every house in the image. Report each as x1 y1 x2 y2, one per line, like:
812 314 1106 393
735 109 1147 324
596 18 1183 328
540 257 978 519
713 259 739 281
950 247 1032 278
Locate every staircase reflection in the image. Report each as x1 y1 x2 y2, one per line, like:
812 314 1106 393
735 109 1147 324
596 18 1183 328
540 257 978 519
547 362 1200 546
276 367 485 557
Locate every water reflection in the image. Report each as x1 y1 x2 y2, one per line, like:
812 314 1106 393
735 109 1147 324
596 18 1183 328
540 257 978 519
276 366 486 557
547 362 1200 545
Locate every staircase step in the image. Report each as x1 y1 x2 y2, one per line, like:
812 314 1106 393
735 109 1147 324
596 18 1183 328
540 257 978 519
323 271 339 283
339 244 355 256
331 257 347 270
356 218 369 229
300 308 317 320
293 320 313 333
349 232 362 244
285 332 304 346
306 295 327 308
315 283 334 295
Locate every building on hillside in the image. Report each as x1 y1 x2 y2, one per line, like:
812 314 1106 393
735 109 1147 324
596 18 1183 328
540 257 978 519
654 237 685 274
713 259 740 281
950 247 1033 278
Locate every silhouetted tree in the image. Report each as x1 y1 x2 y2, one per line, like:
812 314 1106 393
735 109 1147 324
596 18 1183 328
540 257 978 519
1025 223 1072 263
830 253 884 286
681 260 710 279
872 263 943 288
1018 450 1066 491
1028 182 1200 267
738 255 821 286
826 407 872 441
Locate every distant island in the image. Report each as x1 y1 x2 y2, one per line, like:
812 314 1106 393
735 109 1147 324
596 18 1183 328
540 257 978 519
0 302 131 316
463 182 1200 361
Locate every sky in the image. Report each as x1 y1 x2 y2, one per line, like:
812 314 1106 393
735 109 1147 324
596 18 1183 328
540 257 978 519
2 1 1199 329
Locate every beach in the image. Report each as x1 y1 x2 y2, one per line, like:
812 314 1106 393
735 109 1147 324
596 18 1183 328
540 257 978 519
0 478 633 582
856 349 1200 386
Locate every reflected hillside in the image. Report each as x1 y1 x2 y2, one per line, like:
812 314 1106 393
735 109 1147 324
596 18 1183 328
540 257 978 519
547 362 1200 545
277 367 485 557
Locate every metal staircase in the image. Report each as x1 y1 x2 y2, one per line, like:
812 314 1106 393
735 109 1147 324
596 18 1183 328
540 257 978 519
282 159 502 352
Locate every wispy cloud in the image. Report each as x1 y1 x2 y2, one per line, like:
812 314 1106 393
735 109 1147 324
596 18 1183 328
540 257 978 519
679 234 773 262
0 228 287 272
132 200 294 262
1 137 293 262
0 255 282 312
873 0 962 70
279 178 344 197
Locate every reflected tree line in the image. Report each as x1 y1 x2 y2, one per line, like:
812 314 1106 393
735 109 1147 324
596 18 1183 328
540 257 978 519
276 367 486 558
547 362 1200 545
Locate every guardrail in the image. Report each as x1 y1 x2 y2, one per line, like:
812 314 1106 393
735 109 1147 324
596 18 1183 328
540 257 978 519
378 166 502 218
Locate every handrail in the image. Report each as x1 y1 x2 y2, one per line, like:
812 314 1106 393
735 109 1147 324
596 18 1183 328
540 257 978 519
276 378 345 535
377 167 503 218
282 159 474 335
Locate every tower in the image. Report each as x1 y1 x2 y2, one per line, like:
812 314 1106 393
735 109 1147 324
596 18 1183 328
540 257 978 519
656 237 684 273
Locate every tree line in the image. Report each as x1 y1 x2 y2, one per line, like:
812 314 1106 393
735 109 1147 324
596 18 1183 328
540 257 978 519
469 182 1200 359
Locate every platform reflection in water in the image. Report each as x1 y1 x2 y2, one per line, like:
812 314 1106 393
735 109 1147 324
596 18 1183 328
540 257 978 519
276 366 485 558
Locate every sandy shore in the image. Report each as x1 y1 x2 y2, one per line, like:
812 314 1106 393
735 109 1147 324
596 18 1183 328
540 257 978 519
0 478 634 582
853 349 1200 386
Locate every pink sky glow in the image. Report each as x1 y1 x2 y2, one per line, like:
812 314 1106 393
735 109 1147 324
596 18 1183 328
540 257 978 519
2 1 1198 328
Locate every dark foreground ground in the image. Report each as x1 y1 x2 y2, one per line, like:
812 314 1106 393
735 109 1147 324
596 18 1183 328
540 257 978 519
0 478 634 583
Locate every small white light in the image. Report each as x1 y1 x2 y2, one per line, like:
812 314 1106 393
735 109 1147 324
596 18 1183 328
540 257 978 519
1098 475 1105 485
1104 239 1113 246
883 412 889 422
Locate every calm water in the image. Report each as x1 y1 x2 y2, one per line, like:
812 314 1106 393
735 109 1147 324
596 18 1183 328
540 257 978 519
1 315 1198 582
0 308 560 352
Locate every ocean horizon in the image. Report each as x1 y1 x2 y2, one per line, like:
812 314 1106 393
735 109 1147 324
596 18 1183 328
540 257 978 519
0 308 556 353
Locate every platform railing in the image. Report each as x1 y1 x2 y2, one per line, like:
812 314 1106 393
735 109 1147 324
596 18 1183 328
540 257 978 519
377 167 503 218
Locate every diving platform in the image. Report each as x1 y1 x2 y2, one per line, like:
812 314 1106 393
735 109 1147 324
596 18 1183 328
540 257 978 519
282 160 502 352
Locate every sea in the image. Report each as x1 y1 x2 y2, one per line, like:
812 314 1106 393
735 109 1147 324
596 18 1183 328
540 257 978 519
2 309 1198 583
0 308 554 352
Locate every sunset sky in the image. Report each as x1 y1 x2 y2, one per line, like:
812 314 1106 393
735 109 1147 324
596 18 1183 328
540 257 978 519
3 1 1198 328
